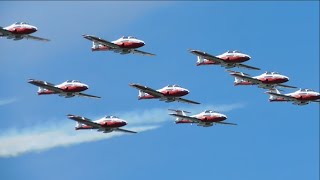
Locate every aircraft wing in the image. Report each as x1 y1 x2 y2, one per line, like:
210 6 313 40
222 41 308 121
77 93 101 99
169 113 201 123
132 49 156 56
83 34 119 49
276 84 297 89
237 63 261 70
267 92 297 101
189 49 225 64
312 100 320 103
28 79 63 93
67 114 101 128
114 128 137 134
215 121 237 125
176 97 200 104
25 35 50 42
130 83 164 98
230 73 261 84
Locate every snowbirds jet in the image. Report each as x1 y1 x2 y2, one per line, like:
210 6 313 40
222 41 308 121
130 83 200 104
28 79 101 99
67 114 137 134
0 22 50 41
169 109 236 127
266 88 320 105
227 70 297 89
189 49 260 70
83 35 155 56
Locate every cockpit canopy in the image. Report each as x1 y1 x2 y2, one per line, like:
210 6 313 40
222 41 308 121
167 84 181 88
300 89 314 92
14 22 29 25
204 110 216 113
105 115 119 119
265 71 279 75
121 36 136 39
227 50 241 53
66 80 81 83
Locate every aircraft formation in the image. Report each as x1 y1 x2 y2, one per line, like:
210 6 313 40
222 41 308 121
2 22 319 135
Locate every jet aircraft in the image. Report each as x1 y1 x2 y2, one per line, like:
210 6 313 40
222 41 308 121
266 88 320 105
28 79 101 99
0 22 50 41
227 70 296 89
130 83 200 104
189 49 260 70
67 114 137 134
83 35 155 56
169 109 236 127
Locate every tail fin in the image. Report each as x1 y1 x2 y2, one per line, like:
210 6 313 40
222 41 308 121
196 56 205 65
168 109 190 122
37 87 48 95
234 76 244 85
92 41 104 49
267 88 281 101
138 90 148 99
75 122 83 130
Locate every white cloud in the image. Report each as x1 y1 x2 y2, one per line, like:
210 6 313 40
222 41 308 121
0 98 17 106
0 103 245 158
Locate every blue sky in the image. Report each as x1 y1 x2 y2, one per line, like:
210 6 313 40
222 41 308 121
0 1 319 180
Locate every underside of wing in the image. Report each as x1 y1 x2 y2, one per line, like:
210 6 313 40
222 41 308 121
114 128 137 134
132 49 156 56
25 35 50 42
67 114 101 128
277 84 297 89
28 79 63 93
215 121 237 125
312 100 320 103
176 97 200 104
83 34 119 49
130 83 163 98
77 93 101 99
169 113 201 123
237 63 261 70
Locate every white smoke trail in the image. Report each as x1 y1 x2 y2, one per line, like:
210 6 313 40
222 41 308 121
0 98 17 106
120 103 246 125
0 123 158 158
0 103 245 158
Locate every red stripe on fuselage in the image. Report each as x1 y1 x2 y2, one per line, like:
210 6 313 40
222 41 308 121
258 77 288 84
59 85 88 92
76 121 126 130
139 89 188 99
115 41 144 49
198 116 227 122
8 27 37 35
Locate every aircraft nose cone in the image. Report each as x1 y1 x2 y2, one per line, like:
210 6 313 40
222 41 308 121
32 26 38 31
184 89 190 94
83 84 89 90
138 40 145 46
